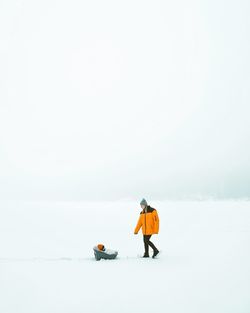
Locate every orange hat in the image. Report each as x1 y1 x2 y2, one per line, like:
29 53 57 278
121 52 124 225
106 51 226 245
97 244 105 251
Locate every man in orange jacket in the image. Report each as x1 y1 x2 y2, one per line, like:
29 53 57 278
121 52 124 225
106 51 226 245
134 198 160 258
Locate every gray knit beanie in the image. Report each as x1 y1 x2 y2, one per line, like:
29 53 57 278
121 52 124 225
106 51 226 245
140 198 148 206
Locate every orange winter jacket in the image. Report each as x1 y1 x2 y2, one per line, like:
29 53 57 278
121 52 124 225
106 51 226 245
134 206 159 235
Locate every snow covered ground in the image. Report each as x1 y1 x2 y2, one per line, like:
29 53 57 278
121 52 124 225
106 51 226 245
0 200 249 313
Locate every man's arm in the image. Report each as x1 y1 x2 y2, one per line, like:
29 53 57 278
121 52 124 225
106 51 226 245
134 215 142 234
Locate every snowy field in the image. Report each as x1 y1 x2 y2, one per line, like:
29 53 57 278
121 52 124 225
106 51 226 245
0 200 249 313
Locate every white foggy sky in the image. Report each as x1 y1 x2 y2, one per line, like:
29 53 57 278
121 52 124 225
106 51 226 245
0 0 249 201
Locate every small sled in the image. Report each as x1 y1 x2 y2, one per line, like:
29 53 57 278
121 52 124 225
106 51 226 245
93 244 118 261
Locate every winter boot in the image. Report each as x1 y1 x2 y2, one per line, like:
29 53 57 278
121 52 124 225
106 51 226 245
152 249 159 258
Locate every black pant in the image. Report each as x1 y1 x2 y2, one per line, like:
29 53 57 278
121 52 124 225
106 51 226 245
143 235 158 255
